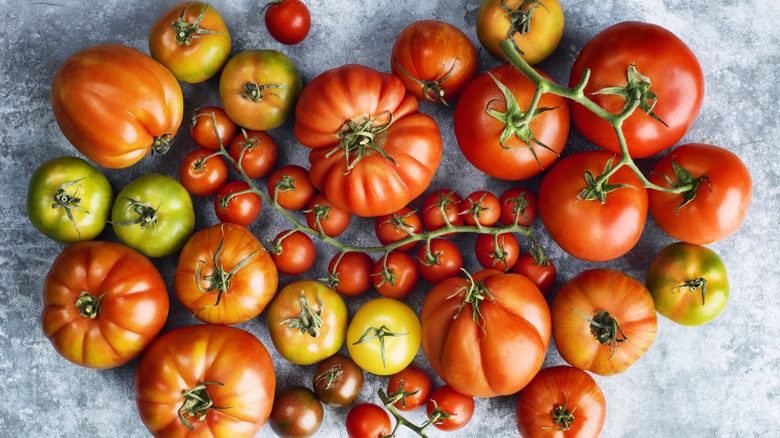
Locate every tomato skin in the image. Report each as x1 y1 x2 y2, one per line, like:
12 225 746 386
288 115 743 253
267 280 347 365
416 238 463 284
135 324 275 438
569 22 704 158
538 151 648 262
421 189 464 232
646 242 729 326
427 385 475 431
228 130 278 179
374 207 422 252
391 20 477 104
178 149 228 196
214 181 262 226
648 143 752 245
305 193 351 238
422 270 551 397
454 64 569 180
27 156 112 243
41 241 168 369
345 403 392 438
174 223 278 325
148 1 231 84
112 173 195 258
476 0 564 65
329 252 374 297
512 252 556 296
269 386 323 438
191 106 238 151
474 232 520 272
373 251 419 300
387 366 432 412
268 165 316 211
269 230 316 275
499 186 538 226
51 44 183 169
265 0 311 45
312 354 365 408
462 190 501 227
219 49 302 131
516 365 606 438
552 269 657 376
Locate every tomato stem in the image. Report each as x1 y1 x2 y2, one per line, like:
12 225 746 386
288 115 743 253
378 388 432 437
173 3 227 46
75 291 106 319
51 177 89 238
673 277 708 305
178 381 230 430
280 290 324 337
572 308 628 360
351 325 408 371
314 363 343 390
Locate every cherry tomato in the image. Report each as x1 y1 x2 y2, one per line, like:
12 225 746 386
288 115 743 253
268 164 317 210
421 189 464 233
178 149 228 196
345 403 392 438
228 130 278 179
474 232 520 272
427 385 475 431
269 229 316 275
305 193 351 237
512 251 556 296
264 0 311 45
374 207 423 252
328 252 374 297
214 181 262 226
499 186 538 226
312 354 365 408
372 251 419 300
386 366 432 412
269 386 323 438
416 238 463 284
190 106 237 151
462 190 501 226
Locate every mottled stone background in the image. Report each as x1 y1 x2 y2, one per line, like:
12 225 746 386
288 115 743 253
1 0 778 436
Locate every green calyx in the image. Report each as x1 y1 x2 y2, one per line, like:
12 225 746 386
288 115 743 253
329 112 396 174
194 230 260 313
577 156 637 204
178 381 230 430
51 177 89 238
655 158 711 212
75 291 106 319
280 291 325 338
113 197 161 230
352 324 408 370
172 3 226 46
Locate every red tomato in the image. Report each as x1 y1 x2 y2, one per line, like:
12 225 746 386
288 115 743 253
305 193 352 237
148 2 231 83
268 164 316 210
228 130 278 178
174 223 278 325
499 186 538 226
215 181 262 226
454 63 569 180
264 0 311 45
421 189 464 233
345 403 392 438
135 324 275 437
269 229 316 275
474 232 520 272
179 149 228 196
538 151 648 262
516 365 607 437
462 190 501 227
648 143 752 244
328 252 374 297
391 20 477 104
426 385 475 431
387 366 432 412
372 251 419 299
552 269 657 376
416 239 463 284
51 44 183 169
422 270 551 397
569 22 704 158
512 251 556 296
294 64 443 217
374 207 423 252
191 106 238 151
41 241 168 369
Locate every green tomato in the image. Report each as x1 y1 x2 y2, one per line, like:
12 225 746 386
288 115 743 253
111 173 194 258
27 156 112 243
645 241 729 326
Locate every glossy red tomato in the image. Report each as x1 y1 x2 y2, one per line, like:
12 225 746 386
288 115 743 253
269 229 316 275
512 251 556 296
474 232 520 271
265 0 311 45
416 239 463 284
41 241 168 369
538 151 648 262
179 149 228 196
372 251 419 299
345 403 391 438
268 164 316 210
328 252 374 297
228 130 278 178
462 190 501 226
421 189 464 233
214 181 262 226
374 207 423 252
391 19 477 104
569 22 704 158
499 186 538 226
426 385 475 431
305 193 351 237
648 143 752 244
386 366 432 412
454 63 569 180
191 106 238 151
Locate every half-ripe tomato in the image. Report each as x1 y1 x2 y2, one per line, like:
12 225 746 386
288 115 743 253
228 129 278 178
266 280 347 365
454 63 569 180
645 242 729 326
476 0 564 65
422 270 551 397
190 106 238 151
426 385 475 431
648 143 752 245
174 223 278 325
51 44 183 169
269 386 323 438
374 207 423 252
569 21 704 158
391 19 477 105
268 164 316 210
178 148 228 196
269 229 316 275
135 324 275 437
462 190 501 227
294 64 443 217
552 269 657 376
312 354 365 408
264 0 311 45
516 365 607 437
41 241 168 369
148 1 231 83
305 193 351 237
214 181 262 226
538 151 648 262
27 156 113 243
372 251 419 300
386 366 432 412
512 250 556 296
416 238 463 284
219 49 302 130
328 251 374 297
499 186 538 226
345 403 392 438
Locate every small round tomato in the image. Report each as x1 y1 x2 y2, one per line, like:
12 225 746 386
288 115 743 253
372 251 419 300
427 385 475 431
499 186 538 226
27 156 112 243
512 250 556 296
190 106 238 151
416 239 463 284
646 242 729 326
148 1 231 83
265 0 311 45
374 207 423 252
474 232 520 271
219 49 302 130
228 130 278 178
391 19 477 104
648 143 752 245
268 164 316 210
179 149 228 196
215 181 262 226
421 189 464 232
347 298 421 376
269 386 323 438
111 173 195 258
305 193 351 237
269 229 316 275
476 0 564 65
42 241 169 368
267 280 347 365
312 354 365 408
462 190 501 226
386 366 432 412
516 365 607 437
345 403 392 438
328 252 374 297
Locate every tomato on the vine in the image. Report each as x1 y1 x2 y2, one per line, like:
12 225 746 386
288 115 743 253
328 252 374 297
474 232 520 272
374 207 422 252
264 0 311 45
345 403 392 438
268 164 316 210
421 189 464 232
427 385 475 431
179 149 228 196
214 181 262 226
191 106 238 151
416 238 463 284
372 251 419 300
269 386 323 438
462 190 501 227
499 186 538 226
269 229 316 275
512 251 556 296
228 130 278 178
305 193 351 237
312 354 365 408
387 365 432 412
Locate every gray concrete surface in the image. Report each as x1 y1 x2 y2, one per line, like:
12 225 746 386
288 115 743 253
1 0 778 436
